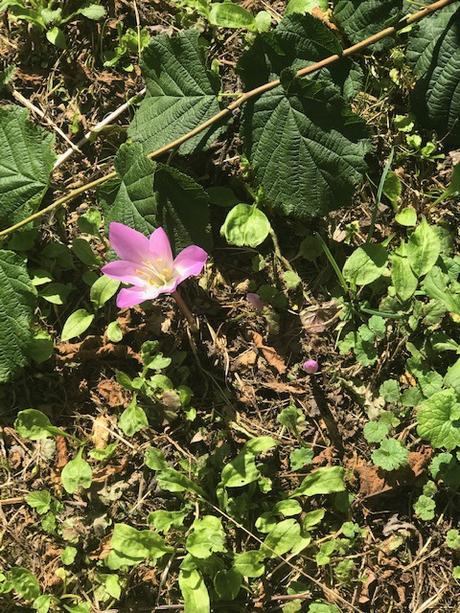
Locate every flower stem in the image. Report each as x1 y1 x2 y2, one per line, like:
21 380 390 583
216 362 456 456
172 290 198 334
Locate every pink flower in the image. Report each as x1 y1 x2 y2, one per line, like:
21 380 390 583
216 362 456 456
302 359 319 374
102 223 208 309
246 292 264 311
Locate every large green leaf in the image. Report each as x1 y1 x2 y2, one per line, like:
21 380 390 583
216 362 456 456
0 250 36 383
407 4 459 77
100 145 212 251
100 143 157 236
240 14 371 218
0 106 55 229
409 7 460 141
243 80 370 218
128 29 223 155
417 389 460 451
154 164 212 252
179 569 210 613
333 0 403 48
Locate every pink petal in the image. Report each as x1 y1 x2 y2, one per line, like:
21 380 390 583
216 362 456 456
109 222 150 262
116 287 151 309
173 245 208 284
102 261 147 287
149 227 173 264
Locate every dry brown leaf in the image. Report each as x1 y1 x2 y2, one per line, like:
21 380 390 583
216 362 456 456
91 416 110 450
251 332 287 374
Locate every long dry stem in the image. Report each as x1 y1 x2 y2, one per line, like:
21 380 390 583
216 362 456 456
0 0 455 240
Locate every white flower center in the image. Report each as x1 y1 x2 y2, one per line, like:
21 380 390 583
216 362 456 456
137 258 175 287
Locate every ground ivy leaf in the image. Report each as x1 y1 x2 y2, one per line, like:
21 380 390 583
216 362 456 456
290 446 314 471
186 515 227 558
128 29 223 156
413 494 436 521
417 389 460 450
291 466 346 497
363 420 390 444
61 450 93 494
0 106 55 229
179 568 210 613
371 438 409 471
239 14 371 218
25 490 51 515
0 250 36 383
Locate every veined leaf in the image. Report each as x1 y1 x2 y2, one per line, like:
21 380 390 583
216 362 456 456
0 106 55 229
128 29 223 155
291 466 346 497
333 0 403 49
240 14 371 218
179 569 210 613
100 143 157 236
409 6 460 141
0 250 36 382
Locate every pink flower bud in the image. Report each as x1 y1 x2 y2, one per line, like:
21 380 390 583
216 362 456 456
302 359 319 374
246 292 264 311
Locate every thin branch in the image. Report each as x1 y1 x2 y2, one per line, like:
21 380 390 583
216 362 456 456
53 88 146 169
0 0 455 240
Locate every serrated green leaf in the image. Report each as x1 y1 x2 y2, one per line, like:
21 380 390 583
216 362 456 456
25 490 51 515
240 14 371 218
333 0 403 49
8 567 40 601
290 446 314 470
417 389 460 450
363 420 390 443
0 250 36 382
413 494 436 521
154 163 212 252
372 438 408 471
128 29 223 155
409 6 460 141
0 106 55 229
61 309 94 342
291 466 345 497
100 142 157 236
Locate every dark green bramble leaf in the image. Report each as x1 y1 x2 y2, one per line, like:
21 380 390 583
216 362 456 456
409 6 460 141
179 568 210 613
291 466 346 497
154 163 212 252
128 29 223 156
239 14 371 219
100 143 157 236
0 106 55 230
333 0 403 49
0 250 36 382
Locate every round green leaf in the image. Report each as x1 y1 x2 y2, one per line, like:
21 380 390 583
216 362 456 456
221 204 271 248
